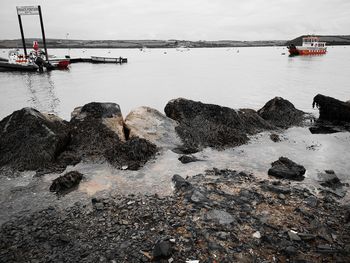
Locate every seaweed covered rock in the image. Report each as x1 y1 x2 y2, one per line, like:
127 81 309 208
258 97 305 128
164 98 274 149
0 108 69 171
312 94 350 122
67 102 157 170
268 157 306 181
125 106 182 149
49 171 83 194
106 137 158 170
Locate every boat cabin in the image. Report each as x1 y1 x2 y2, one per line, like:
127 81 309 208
302 36 326 48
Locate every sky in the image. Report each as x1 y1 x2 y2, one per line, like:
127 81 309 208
0 0 349 41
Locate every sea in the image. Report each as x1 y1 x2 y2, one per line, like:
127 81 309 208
0 46 349 120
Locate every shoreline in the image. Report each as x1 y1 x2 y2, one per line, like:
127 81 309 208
0 95 349 262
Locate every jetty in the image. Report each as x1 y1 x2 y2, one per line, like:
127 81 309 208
69 56 128 64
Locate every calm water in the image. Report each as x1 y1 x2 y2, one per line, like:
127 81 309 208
0 46 349 120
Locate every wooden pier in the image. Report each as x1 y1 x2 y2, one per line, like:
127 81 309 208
69 57 128 64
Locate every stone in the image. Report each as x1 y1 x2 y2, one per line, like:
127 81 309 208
68 102 157 170
270 133 281 142
284 246 297 256
0 108 69 171
206 209 234 225
124 106 182 149
252 231 261 239
318 170 341 189
153 240 172 260
178 155 200 164
190 190 207 204
288 230 301 241
164 98 274 149
268 157 306 181
172 174 192 191
305 196 318 207
49 171 83 194
258 97 306 128
278 194 286 200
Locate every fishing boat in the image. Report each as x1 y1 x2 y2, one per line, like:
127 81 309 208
91 56 127 63
0 44 70 72
288 36 327 56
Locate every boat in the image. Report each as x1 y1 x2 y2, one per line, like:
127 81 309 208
91 56 127 63
288 36 327 56
0 48 70 72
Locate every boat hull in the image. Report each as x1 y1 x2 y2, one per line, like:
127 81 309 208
0 61 38 72
288 47 327 56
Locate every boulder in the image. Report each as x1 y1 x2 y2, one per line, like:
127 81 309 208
258 97 305 128
124 106 182 149
67 102 157 170
0 108 69 171
164 98 274 149
268 157 306 181
49 171 83 194
313 94 350 122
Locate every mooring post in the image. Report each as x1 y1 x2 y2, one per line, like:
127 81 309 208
17 14 27 57
38 5 49 61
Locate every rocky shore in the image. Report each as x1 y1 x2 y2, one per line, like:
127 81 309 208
0 94 350 262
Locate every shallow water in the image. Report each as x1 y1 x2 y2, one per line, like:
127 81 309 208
1 127 349 225
0 46 349 120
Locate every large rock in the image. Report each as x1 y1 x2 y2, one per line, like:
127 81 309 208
68 102 157 170
258 97 305 128
317 170 342 189
0 108 69 171
124 106 182 149
312 94 350 122
268 157 306 181
49 171 83 194
164 98 274 149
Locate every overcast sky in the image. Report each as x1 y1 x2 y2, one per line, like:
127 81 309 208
1 0 349 41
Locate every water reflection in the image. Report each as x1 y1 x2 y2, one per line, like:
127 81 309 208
24 72 60 115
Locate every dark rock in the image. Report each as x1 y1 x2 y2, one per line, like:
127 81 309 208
318 170 341 189
258 97 305 128
270 133 281 142
178 155 200 164
49 171 83 194
0 108 69 171
172 174 192 191
309 121 347 134
313 94 350 122
305 195 318 207
153 240 172 260
164 98 274 149
261 182 291 194
68 102 157 170
284 246 297 256
172 145 199 154
268 157 306 181
105 137 158 170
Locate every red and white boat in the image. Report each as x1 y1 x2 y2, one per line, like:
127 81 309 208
288 36 327 56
